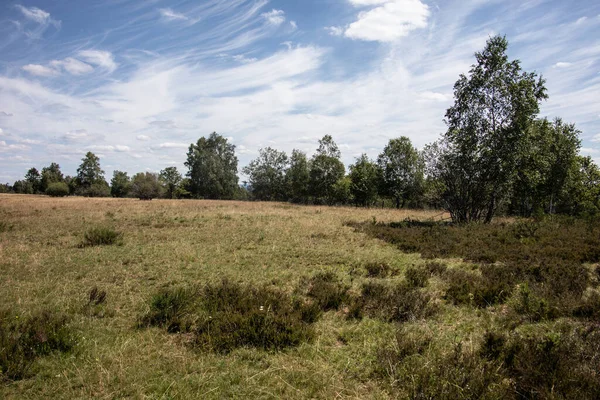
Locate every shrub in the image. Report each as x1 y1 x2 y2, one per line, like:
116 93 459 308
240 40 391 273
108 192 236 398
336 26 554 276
364 262 393 278
82 287 110 318
141 280 319 353
306 272 349 311
0 310 74 381
131 172 162 200
80 183 111 198
80 226 123 247
443 267 512 308
405 266 429 288
425 261 447 276
45 182 69 197
350 281 436 322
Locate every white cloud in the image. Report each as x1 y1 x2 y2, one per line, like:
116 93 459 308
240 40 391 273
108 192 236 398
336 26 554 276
575 16 587 25
151 142 189 149
137 135 150 141
349 0 389 5
22 64 58 77
592 134 600 143
290 21 298 30
262 9 286 26
78 50 117 73
419 91 451 102
19 138 42 145
344 0 430 42
0 140 29 152
0 111 13 117
63 129 92 141
326 26 344 36
50 58 94 75
15 5 50 24
554 62 573 68
159 8 189 21
0 128 4 136
232 54 258 64
581 147 599 154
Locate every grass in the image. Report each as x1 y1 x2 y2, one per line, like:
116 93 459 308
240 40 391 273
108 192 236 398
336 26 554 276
1 194 599 398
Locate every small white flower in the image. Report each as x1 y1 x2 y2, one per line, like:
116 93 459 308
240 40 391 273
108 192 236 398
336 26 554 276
259 306 264 311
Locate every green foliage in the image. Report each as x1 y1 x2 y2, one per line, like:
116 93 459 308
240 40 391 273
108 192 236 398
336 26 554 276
349 154 380 207
309 135 345 205
80 182 111 198
286 149 310 203
0 310 74 381
110 170 131 198
185 132 239 199
405 266 429 288
45 182 69 197
80 226 123 247
243 147 289 201
377 137 423 209
305 272 349 311
76 152 106 190
351 281 436 322
159 167 182 199
141 280 318 353
41 163 64 193
363 262 393 278
131 172 162 200
433 36 548 223
25 167 42 193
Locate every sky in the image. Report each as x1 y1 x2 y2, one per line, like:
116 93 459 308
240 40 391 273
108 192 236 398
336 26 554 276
0 0 599 183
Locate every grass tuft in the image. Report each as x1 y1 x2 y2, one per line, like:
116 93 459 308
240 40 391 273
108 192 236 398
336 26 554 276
79 226 123 247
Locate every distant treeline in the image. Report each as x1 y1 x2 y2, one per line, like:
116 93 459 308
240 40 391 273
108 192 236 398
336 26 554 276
3 36 599 222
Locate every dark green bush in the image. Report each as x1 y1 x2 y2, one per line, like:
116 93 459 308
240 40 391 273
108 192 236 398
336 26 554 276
405 266 429 288
80 226 123 247
306 272 349 311
350 281 436 322
0 310 74 381
364 262 393 278
45 182 69 197
141 280 319 353
444 267 512 308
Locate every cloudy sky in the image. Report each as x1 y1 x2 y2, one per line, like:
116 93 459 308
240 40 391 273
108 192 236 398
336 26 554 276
0 0 599 183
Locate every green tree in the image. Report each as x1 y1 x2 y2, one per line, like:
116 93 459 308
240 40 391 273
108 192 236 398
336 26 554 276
131 172 162 200
159 167 182 199
185 133 239 199
41 163 64 192
110 171 131 198
558 156 600 215
25 168 42 193
435 36 547 223
13 180 33 194
349 154 380 207
309 135 345 205
286 149 310 203
243 147 289 201
377 137 423 209
510 118 580 216
77 152 106 188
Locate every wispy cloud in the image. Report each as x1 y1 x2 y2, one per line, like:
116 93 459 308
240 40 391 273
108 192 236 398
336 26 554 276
78 50 118 73
22 64 59 77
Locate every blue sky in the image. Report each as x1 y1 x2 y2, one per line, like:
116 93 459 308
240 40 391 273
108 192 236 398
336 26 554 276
0 0 599 183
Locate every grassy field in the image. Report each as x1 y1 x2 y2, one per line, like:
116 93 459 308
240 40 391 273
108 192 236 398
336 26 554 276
1 194 599 399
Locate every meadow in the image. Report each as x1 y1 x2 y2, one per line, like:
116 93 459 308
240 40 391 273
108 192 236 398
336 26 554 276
1 194 599 399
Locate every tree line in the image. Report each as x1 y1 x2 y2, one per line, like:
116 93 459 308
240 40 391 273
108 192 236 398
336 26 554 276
2 36 599 223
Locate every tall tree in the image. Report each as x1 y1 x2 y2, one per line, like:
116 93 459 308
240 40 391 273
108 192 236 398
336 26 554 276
243 147 289 201
185 132 239 199
110 171 131 198
309 135 345 205
349 154 380 207
41 162 64 193
25 168 41 193
435 36 547 223
76 152 105 189
377 137 423 209
131 172 162 200
286 149 310 203
510 118 580 216
159 167 182 199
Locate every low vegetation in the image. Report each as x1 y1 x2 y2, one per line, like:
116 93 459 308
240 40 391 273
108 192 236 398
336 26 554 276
79 226 123 247
2 195 600 398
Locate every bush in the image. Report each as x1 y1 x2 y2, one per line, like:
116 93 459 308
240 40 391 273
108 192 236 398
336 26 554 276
141 280 319 353
80 226 123 247
364 262 393 278
0 310 74 381
306 272 349 311
443 266 513 308
350 281 436 322
131 172 162 200
45 182 69 197
79 183 111 198
405 266 429 288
